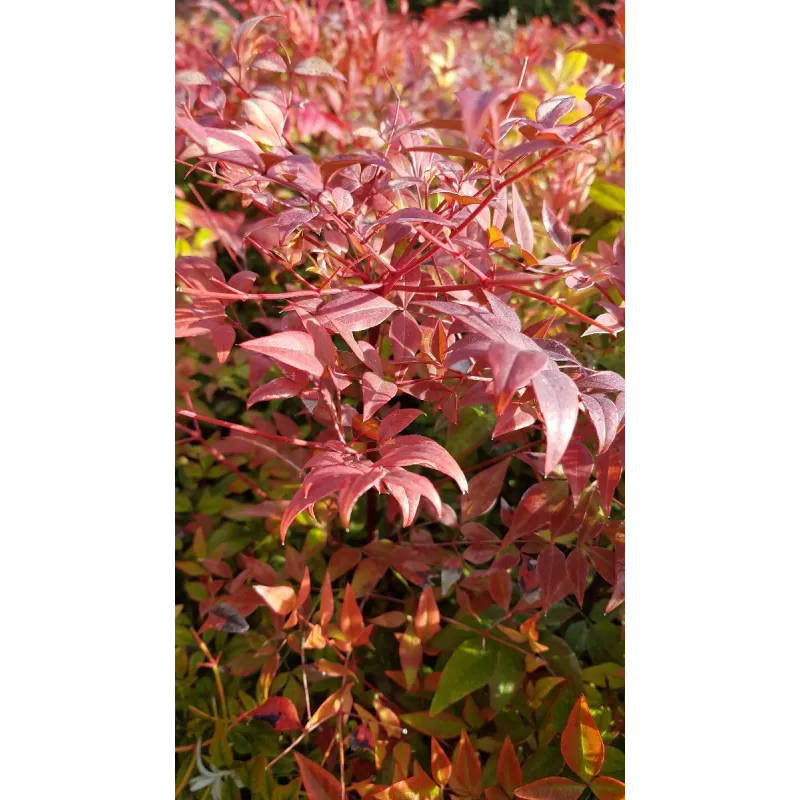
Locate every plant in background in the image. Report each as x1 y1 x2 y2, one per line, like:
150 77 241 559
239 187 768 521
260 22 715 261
176 1 624 799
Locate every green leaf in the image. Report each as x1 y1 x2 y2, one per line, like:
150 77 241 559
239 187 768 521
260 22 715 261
430 637 497 715
490 646 525 712
589 180 624 214
538 632 583 695
401 711 465 738
522 747 564 783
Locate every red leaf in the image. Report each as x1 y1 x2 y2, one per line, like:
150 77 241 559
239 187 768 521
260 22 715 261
316 291 397 332
488 342 549 415
294 752 341 800
581 394 619 454
542 203 572 253
497 736 523 797
511 184 534 253
251 696 302 731
538 545 567 613
462 457 510 522
596 433 624 515
588 776 625 800
240 331 324 377
561 694 605 781
488 569 512 611
514 777 585 800
389 311 422 362
379 409 425 442
562 440 594 501
377 435 468 493
339 468 385 529
362 372 398 422
578 42 625 69
586 546 615 585
606 530 625 613
532 369 579 475
565 549 589 607
508 481 569 539
457 87 514 149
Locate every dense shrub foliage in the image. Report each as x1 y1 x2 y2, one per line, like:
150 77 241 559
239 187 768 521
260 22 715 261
175 2 624 798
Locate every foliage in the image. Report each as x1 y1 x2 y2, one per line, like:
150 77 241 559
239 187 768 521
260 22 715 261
175 1 624 798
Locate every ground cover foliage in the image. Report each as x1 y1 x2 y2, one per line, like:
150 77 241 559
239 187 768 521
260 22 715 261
175 2 625 798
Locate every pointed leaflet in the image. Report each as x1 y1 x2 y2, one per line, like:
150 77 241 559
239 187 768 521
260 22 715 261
240 331 324 377
532 369 579 475
457 87 514 149
452 730 483 799
461 457 510 522
514 777 586 800
315 291 397 332
581 394 619 454
536 96 576 128
497 736 523 797
294 56 346 80
431 738 452 786
562 440 594 501
362 372 397 422
538 546 567 613
250 696 302 731
414 586 441 643
430 637 497 715
211 324 235 364
508 481 569 539
294 752 341 800
588 776 625 800
340 583 365 642
542 203 571 253
561 695 605 782
606 530 625 613
488 342 549 415
399 630 423 688
596 434 624 516
511 184 535 254
379 409 424 442
376 775 440 800
247 377 306 407
339 468 385 528
566 549 589 607
389 311 422 362
373 208 456 229
377 435 468 493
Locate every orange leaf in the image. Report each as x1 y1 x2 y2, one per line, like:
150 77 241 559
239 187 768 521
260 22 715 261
399 629 423 688
320 572 334 627
340 583 365 644
414 587 441 643
250 696 302 731
303 624 327 649
253 584 296 615
371 610 410 628
497 736 522 797
578 42 625 69
461 457 510 522
514 777 585 800
431 738 452 786
307 685 352 730
560 695 605 782
294 752 341 800
589 776 625 800
452 730 482 798
375 773 441 800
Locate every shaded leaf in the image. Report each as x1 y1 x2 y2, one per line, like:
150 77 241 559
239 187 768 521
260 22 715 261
560 695 605 782
515 777 585 800
462 457 510 522
430 637 497 715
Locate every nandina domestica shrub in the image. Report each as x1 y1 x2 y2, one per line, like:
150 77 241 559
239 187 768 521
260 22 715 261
175 2 624 799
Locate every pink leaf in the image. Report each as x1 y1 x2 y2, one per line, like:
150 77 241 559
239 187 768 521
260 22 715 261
511 183 534 253
576 371 625 393
542 202 572 253
581 394 619 454
376 435 468 493
240 331 324 377
492 403 537 438
362 372 398 422
379 409 425 442
532 369 580 475
488 342 549 415
562 440 594 501
294 56 346 81
457 87 514 149
461 457 511 522
315 291 397 332
339 469 385 528
500 140 575 161
372 208 456 230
